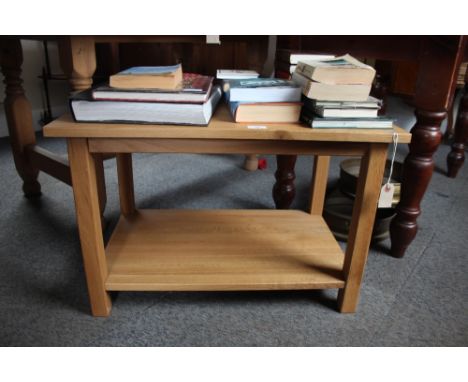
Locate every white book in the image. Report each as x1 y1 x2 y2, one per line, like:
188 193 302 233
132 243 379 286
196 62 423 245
313 96 381 108
292 72 371 101
71 86 222 125
226 78 302 103
216 70 260 79
289 54 335 65
301 112 393 129
296 54 376 85
310 119 393 129
315 108 379 118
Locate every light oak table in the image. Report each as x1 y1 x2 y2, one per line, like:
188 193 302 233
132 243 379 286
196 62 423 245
43 105 411 317
0 35 463 261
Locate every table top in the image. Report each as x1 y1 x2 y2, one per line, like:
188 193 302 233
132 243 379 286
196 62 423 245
43 104 411 144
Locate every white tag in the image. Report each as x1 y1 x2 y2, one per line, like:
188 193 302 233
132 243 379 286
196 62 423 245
247 125 267 129
206 35 220 44
378 183 395 208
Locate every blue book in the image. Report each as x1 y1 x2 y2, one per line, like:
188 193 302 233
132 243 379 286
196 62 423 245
223 78 302 103
117 65 182 76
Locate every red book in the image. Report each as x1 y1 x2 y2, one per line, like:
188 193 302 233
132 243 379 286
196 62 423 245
92 73 213 103
275 70 291 80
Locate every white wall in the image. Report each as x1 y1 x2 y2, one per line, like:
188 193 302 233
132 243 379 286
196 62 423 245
0 40 69 137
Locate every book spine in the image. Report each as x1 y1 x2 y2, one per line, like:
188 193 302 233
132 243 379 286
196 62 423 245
301 96 316 112
69 99 79 122
291 72 311 95
228 101 240 120
295 62 316 81
299 110 314 128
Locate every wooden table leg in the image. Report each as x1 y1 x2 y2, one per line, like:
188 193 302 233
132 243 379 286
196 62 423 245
390 36 466 258
58 36 107 215
338 144 387 313
68 138 111 317
390 110 445 258
447 80 468 178
243 154 258 171
309 155 330 215
273 154 297 209
116 153 135 216
0 38 41 197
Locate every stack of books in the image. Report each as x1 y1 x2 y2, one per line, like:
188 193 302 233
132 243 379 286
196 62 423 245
70 64 221 126
223 78 302 123
275 49 335 79
292 55 393 129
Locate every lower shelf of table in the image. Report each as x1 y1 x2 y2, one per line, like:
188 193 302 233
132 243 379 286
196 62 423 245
105 209 346 291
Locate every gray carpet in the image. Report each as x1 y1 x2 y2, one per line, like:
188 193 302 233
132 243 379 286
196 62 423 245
0 97 467 346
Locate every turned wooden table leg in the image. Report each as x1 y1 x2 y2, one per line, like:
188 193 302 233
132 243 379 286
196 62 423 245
273 154 297 209
0 38 41 197
390 110 445 258
243 154 258 171
389 36 466 258
58 36 107 214
447 81 468 178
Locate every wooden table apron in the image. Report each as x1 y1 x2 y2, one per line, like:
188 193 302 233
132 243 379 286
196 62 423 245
66 135 388 317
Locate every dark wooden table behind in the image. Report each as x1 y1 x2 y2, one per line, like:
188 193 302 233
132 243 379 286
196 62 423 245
274 36 467 258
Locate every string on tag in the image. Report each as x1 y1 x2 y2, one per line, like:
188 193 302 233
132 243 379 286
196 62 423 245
378 132 399 208
384 132 399 191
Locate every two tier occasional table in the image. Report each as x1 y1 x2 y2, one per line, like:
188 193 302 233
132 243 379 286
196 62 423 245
43 105 411 317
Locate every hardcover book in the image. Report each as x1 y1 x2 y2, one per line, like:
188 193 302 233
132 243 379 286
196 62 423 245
275 70 292 80
216 69 260 79
302 96 381 118
224 78 302 103
92 73 213 103
70 86 222 125
109 64 183 90
301 109 393 129
307 96 382 109
312 108 379 118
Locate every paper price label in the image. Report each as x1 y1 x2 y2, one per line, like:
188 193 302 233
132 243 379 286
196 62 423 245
206 35 220 44
247 125 267 129
378 183 395 208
